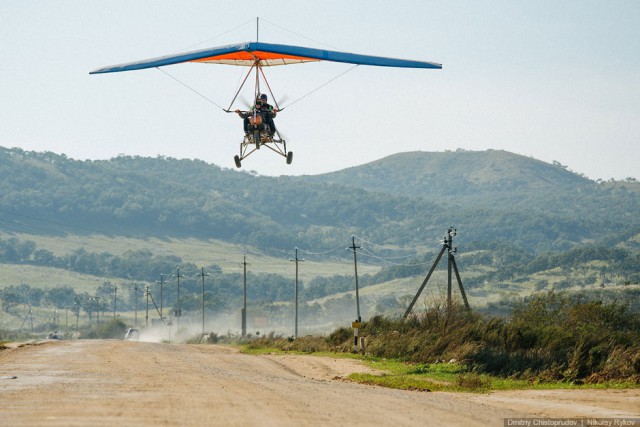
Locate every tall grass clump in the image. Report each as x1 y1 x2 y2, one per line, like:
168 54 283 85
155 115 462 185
354 292 640 384
244 331 332 353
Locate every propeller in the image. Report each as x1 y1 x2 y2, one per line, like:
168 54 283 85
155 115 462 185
273 94 289 111
238 95 252 110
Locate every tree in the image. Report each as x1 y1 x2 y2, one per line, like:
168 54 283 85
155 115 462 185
45 286 77 308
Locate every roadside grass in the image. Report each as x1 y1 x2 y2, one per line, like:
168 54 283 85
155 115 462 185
240 343 638 393
356 357 639 392
349 359 474 392
241 342 520 392
349 357 639 392
240 346 284 355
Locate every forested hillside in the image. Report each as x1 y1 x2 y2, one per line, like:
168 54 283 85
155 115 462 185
302 149 593 200
302 150 640 249
0 147 433 252
1 147 639 255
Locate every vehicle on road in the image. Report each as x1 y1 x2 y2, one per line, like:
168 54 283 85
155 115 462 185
124 328 139 340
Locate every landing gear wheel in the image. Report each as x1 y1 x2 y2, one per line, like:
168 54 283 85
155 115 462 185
234 155 241 168
286 151 293 165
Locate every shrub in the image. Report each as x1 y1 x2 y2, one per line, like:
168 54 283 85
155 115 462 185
455 372 491 391
325 326 352 346
92 318 127 339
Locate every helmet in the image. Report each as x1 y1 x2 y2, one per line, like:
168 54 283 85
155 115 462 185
259 93 268 100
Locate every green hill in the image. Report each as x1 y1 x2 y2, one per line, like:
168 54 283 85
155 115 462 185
301 150 592 200
2 147 638 255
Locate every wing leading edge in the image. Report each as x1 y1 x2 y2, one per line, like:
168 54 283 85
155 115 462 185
90 41 442 74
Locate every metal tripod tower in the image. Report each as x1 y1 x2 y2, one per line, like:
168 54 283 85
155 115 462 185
403 228 470 319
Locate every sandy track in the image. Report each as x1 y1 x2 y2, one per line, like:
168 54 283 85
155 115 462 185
0 340 637 426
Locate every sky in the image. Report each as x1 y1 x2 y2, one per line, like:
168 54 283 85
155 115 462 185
2 1 639 180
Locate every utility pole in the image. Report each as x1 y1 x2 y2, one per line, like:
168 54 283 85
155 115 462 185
241 253 249 336
88 297 98 327
95 296 100 325
20 289 35 333
134 283 139 327
198 267 209 335
348 236 362 322
113 284 117 319
21 300 34 332
74 297 80 330
145 285 149 327
289 248 304 339
156 273 166 322
175 267 182 329
145 289 165 324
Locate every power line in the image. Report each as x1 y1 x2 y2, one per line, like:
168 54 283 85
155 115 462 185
358 247 430 267
296 244 348 256
353 234 432 253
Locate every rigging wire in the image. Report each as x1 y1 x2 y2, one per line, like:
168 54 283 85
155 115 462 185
177 18 255 52
155 67 227 111
259 18 343 50
281 64 359 110
150 19 362 113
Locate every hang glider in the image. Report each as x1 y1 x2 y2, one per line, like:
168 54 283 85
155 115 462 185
91 39 441 168
90 41 442 74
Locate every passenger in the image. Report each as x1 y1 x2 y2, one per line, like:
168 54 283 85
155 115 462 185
235 93 277 136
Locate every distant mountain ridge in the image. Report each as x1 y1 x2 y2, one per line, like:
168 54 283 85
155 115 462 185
301 150 592 201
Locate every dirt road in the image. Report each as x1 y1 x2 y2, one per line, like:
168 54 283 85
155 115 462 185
0 340 638 426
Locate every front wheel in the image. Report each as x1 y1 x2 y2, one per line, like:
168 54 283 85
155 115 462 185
234 155 241 168
286 151 293 165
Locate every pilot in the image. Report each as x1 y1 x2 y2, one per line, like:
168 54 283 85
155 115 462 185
256 94 277 136
236 94 277 136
